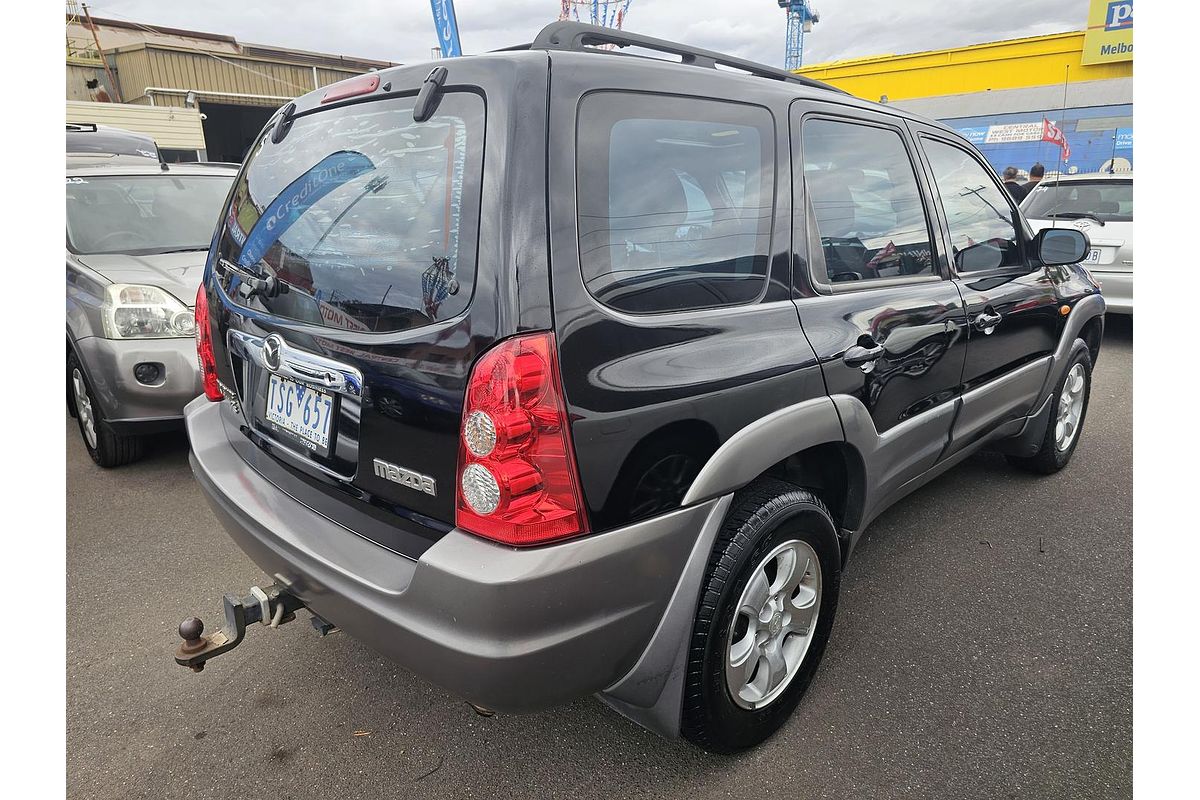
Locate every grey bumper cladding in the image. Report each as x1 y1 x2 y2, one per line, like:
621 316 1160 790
185 397 725 715
74 335 202 423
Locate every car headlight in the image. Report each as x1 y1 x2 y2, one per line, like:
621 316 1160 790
101 284 196 340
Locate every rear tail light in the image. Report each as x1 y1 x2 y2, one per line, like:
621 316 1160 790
456 332 589 546
194 284 223 402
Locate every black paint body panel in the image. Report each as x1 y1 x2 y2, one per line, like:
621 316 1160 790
195 45 1105 554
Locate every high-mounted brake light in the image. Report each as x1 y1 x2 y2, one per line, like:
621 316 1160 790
456 333 589 546
321 74 380 104
195 285 223 402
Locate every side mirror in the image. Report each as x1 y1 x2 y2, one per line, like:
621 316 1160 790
1035 228 1090 266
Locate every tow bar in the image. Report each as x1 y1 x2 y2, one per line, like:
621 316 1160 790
174 583 310 672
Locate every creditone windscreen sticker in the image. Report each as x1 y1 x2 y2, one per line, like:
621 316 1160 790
236 150 375 268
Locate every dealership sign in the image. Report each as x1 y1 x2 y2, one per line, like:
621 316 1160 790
1082 0 1133 65
956 122 1061 146
984 122 1048 144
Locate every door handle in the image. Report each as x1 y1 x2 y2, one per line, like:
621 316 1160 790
843 340 884 368
973 311 1002 333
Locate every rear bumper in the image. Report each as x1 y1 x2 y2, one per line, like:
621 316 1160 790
74 335 202 424
185 397 715 714
1095 271 1132 314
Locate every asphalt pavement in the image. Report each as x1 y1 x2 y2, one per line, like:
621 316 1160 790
66 317 1132 800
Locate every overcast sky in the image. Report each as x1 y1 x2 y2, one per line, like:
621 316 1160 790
87 0 1091 69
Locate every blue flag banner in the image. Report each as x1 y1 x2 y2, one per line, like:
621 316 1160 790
430 0 463 58
237 150 375 268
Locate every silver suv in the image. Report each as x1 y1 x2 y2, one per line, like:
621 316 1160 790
66 160 235 465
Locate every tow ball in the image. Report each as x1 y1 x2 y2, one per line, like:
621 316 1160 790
174 584 307 672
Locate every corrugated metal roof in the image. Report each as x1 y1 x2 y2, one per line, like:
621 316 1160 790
112 44 372 107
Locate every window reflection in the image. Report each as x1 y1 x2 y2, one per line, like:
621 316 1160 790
577 93 774 314
802 120 934 285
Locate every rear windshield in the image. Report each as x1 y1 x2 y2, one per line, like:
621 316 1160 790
66 175 234 255
1023 179 1132 223
216 93 485 333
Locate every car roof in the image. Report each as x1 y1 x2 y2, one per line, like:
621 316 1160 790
1041 172 1133 182
66 124 160 156
65 161 239 177
285 22 968 150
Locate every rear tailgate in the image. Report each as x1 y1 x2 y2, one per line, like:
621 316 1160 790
201 55 550 559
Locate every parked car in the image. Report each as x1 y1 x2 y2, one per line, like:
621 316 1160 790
67 161 236 466
1022 172 1132 313
66 123 161 164
178 22 1105 753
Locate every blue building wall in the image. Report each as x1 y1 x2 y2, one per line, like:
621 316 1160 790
942 103 1132 178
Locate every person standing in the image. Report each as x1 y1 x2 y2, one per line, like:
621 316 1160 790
1022 163 1045 196
1002 166 1028 203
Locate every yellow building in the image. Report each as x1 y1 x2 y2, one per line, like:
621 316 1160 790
797 31 1131 104
797 30 1133 176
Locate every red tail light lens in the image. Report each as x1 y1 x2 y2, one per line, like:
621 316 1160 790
194 284 223 402
456 332 589 546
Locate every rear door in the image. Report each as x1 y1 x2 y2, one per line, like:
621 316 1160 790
205 54 550 559
910 125 1061 455
790 102 968 500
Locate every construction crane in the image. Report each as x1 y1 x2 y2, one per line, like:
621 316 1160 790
778 1 820 71
559 1 634 30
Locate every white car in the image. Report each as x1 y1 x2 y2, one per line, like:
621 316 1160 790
1022 172 1133 314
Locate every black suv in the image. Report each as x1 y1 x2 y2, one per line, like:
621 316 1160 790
181 23 1104 753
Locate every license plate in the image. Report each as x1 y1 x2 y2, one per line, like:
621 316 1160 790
265 374 334 453
1085 248 1101 263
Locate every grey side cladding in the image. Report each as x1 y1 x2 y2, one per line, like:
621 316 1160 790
1039 292 1106 401
598 494 734 738
681 396 844 506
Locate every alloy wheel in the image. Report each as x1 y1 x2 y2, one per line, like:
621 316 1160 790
725 539 822 710
1054 363 1086 452
72 368 98 450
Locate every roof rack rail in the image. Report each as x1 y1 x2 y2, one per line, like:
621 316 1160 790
66 123 99 133
529 21 847 95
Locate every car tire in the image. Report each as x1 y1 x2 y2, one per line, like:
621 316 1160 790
1006 342 1092 475
681 478 841 753
68 352 144 468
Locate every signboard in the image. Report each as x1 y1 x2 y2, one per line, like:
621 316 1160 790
956 127 988 145
1082 0 1133 65
430 0 464 58
984 122 1050 144
1115 128 1133 150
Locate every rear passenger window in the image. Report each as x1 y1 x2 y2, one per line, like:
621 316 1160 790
802 119 935 286
921 138 1023 272
806 117 936 283
576 93 774 314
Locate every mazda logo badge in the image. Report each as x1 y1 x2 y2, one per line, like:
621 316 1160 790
263 334 284 372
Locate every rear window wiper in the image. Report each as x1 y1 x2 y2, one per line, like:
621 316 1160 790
1046 211 1106 226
